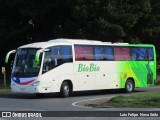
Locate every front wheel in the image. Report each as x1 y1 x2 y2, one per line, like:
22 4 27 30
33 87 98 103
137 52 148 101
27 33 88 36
60 82 70 98
125 79 134 93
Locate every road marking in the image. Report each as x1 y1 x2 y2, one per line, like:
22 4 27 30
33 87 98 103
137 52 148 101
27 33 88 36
72 96 115 108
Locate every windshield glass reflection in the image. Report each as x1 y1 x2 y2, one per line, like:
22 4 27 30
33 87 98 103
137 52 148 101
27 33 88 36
12 48 42 78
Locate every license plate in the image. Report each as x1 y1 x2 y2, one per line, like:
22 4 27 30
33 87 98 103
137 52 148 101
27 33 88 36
20 88 25 91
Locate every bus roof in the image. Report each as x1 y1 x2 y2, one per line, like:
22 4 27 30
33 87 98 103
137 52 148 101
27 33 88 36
18 38 154 49
48 38 103 44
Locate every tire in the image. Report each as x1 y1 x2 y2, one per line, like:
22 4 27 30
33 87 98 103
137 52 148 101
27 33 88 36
125 79 134 93
60 82 70 98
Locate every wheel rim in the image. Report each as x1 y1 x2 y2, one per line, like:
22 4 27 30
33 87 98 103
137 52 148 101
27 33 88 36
64 85 69 95
127 82 133 92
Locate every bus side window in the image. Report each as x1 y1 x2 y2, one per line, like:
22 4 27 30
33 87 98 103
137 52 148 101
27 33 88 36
95 47 103 60
131 47 151 61
94 46 113 61
148 48 154 61
131 48 137 60
51 47 59 66
43 50 53 73
51 46 72 65
138 48 147 60
114 47 131 61
43 46 73 74
60 46 73 63
75 45 94 61
103 47 113 60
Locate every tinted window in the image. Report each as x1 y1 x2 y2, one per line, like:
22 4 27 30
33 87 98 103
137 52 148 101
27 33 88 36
12 48 41 78
95 47 103 60
131 47 154 61
114 47 131 61
51 46 72 63
74 45 154 61
43 46 72 73
148 48 154 60
95 46 113 61
75 46 94 61
103 47 114 60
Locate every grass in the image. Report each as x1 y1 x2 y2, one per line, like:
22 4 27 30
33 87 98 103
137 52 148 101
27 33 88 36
98 91 160 108
0 82 11 94
0 89 11 94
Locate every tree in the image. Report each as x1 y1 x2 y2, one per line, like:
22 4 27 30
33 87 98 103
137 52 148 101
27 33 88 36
1 0 160 67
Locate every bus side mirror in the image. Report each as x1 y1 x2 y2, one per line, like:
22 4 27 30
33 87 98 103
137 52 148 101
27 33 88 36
35 50 42 63
5 50 16 63
35 49 50 62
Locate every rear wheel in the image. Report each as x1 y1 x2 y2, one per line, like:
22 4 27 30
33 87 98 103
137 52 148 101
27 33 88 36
60 82 70 98
125 79 134 93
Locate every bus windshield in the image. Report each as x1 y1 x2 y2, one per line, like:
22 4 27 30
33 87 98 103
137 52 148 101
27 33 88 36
12 48 42 78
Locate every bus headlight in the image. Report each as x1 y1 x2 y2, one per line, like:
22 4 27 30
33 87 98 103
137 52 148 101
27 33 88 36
30 81 40 86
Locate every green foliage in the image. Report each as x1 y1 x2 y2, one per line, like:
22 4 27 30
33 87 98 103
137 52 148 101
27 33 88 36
104 91 160 107
0 0 160 66
0 89 11 94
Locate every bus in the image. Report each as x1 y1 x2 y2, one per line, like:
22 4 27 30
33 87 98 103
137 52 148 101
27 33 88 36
5 38 156 97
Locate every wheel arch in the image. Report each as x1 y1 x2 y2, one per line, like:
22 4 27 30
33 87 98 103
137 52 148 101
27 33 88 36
61 79 73 92
125 77 135 93
126 77 135 87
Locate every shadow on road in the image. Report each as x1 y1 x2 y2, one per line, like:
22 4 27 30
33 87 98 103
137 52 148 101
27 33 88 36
0 88 148 99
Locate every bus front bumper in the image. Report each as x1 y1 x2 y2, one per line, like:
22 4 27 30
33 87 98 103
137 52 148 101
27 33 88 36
11 85 41 94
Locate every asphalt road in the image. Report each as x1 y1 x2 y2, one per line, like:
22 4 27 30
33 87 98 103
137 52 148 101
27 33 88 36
0 86 160 120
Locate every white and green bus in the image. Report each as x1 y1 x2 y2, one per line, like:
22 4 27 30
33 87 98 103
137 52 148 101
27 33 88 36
5 39 156 97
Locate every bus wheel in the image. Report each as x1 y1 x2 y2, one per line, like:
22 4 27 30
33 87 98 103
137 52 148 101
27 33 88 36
125 79 134 93
60 82 70 98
